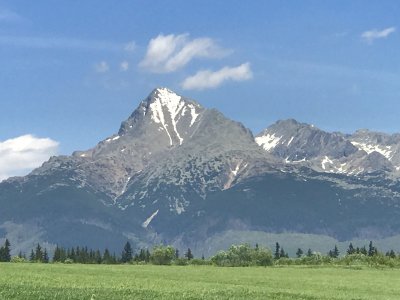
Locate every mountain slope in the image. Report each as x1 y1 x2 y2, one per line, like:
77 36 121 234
2 88 400 255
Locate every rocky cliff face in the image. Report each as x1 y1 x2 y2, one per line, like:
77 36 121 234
256 119 400 176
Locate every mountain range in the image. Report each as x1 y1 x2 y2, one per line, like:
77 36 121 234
1 87 400 256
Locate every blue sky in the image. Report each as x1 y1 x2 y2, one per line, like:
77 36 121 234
1 0 400 179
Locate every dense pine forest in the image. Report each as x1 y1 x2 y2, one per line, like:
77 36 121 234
1 239 400 267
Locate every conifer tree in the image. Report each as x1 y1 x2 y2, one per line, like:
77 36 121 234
29 249 35 262
103 249 111 264
279 247 287 258
121 241 133 263
43 249 49 263
4 239 11 262
35 243 43 262
53 245 61 262
95 250 102 264
333 245 339 258
307 248 313 257
347 243 355 255
274 242 280 259
296 248 303 258
368 241 377 256
360 246 367 255
185 248 194 260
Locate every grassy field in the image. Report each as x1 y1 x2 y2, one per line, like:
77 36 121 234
0 263 399 299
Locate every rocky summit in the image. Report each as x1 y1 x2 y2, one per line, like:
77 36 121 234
1 88 400 256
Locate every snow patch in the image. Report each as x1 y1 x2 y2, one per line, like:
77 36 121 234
149 88 185 145
351 141 392 160
321 156 333 170
142 209 159 228
188 104 199 127
287 137 294 146
255 133 282 151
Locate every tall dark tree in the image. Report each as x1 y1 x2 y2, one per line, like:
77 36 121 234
103 248 112 264
185 248 194 260
53 245 61 262
386 250 396 259
347 243 355 255
307 248 313 257
360 246 367 255
43 248 49 263
296 248 303 258
279 247 288 258
175 249 179 259
368 241 377 256
29 249 35 262
0 239 11 262
329 245 339 258
121 241 133 263
274 242 281 259
35 243 43 262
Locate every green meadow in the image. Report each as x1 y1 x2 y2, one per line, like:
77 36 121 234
0 263 399 299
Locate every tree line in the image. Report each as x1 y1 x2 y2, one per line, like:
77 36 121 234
1 239 400 267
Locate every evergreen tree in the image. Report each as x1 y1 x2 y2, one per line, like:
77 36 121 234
35 243 43 262
103 249 112 264
368 241 377 256
185 248 194 260
175 249 179 259
347 243 355 255
121 241 133 263
53 245 61 262
29 249 35 262
43 249 49 263
390 250 396 258
4 239 11 262
70 247 76 261
279 247 288 258
95 250 102 264
307 248 313 257
360 246 367 255
0 239 11 262
296 248 303 258
274 242 280 259
331 245 339 258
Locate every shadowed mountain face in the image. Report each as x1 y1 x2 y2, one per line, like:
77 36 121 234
1 88 400 254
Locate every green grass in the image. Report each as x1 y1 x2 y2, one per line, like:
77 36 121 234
1 263 399 299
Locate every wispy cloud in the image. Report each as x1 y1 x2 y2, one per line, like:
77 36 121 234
0 8 24 23
120 61 129 71
0 35 133 52
124 41 136 52
0 135 59 181
182 63 253 90
361 27 396 44
94 61 109 73
139 33 229 73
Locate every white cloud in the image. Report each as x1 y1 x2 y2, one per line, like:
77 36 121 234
124 41 136 52
95 61 109 73
0 135 59 181
120 61 129 71
0 35 133 52
181 63 253 90
361 27 396 43
139 33 229 73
